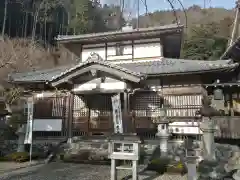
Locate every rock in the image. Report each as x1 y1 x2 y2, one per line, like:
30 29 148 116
197 143 240 180
233 170 240 180
225 151 240 172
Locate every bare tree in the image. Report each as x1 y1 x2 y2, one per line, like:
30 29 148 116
1 0 8 40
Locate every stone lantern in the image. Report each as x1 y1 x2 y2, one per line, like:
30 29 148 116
199 95 218 161
16 125 26 152
155 108 170 157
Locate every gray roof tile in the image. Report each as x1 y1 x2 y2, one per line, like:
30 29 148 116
9 55 238 83
117 58 238 75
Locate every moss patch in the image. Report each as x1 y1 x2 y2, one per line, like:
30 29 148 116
147 157 187 175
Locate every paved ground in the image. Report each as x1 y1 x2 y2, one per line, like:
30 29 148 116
0 162 188 180
0 161 41 173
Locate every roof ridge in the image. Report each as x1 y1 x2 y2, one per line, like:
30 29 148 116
113 57 164 64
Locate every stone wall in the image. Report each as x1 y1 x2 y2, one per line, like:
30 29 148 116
0 140 60 156
1 137 239 180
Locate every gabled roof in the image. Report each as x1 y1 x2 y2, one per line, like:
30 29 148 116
8 53 238 86
50 53 142 83
50 53 143 86
56 24 183 44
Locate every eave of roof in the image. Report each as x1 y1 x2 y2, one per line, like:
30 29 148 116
56 24 184 44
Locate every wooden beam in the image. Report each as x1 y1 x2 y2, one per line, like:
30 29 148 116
51 64 141 87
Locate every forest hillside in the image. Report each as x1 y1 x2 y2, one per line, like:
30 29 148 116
0 1 237 78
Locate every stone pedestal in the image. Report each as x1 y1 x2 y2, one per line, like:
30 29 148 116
195 148 203 163
16 125 26 152
156 123 169 157
200 117 216 161
186 156 198 180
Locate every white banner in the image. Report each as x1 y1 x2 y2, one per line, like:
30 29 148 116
24 98 34 144
111 94 123 133
33 119 62 131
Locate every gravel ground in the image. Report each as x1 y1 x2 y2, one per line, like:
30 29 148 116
1 162 188 180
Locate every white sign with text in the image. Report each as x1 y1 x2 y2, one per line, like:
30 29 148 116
111 94 123 133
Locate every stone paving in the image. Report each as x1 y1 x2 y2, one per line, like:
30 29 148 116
0 162 188 180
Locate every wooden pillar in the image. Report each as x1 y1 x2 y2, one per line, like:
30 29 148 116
229 90 234 116
68 92 74 142
123 91 132 133
123 92 128 116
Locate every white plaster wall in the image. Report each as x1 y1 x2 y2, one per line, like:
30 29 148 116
82 47 105 61
81 39 163 62
107 44 132 61
133 42 162 59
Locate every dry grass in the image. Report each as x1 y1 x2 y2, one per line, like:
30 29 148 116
0 37 77 85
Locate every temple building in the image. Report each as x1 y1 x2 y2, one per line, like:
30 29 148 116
8 23 240 139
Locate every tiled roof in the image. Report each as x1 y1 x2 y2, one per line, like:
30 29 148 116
56 24 183 43
9 65 72 83
9 55 238 84
117 58 238 75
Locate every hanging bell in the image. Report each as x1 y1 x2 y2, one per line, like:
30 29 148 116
213 88 223 100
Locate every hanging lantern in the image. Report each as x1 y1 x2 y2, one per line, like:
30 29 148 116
213 88 223 100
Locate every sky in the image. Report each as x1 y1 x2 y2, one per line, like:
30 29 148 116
101 0 236 15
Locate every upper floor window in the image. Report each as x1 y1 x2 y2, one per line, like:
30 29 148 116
115 43 124 56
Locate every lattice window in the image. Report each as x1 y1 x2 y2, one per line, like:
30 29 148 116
131 92 202 117
73 95 88 118
52 97 65 117
90 94 112 117
130 91 163 117
164 94 202 117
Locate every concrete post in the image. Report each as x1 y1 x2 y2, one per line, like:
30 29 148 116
200 117 216 161
132 160 138 180
186 156 198 180
156 123 169 157
111 159 117 180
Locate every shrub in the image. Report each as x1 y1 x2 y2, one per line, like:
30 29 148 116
5 152 29 161
147 157 170 174
5 151 42 162
0 156 9 161
166 162 187 175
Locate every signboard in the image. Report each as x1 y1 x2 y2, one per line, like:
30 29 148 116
113 143 133 153
24 98 34 144
111 94 123 133
33 119 62 131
